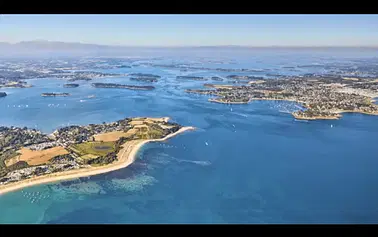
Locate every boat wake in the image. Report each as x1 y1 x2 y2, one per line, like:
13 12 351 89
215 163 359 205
171 157 211 166
233 112 249 118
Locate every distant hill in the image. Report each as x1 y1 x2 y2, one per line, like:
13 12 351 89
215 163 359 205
0 40 377 57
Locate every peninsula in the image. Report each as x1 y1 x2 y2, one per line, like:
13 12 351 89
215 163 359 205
0 117 194 195
129 73 161 79
41 93 70 97
186 76 378 120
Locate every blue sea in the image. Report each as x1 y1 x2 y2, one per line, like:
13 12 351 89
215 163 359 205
1 49 378 223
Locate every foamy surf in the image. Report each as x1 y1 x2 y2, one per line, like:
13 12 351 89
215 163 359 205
171 157 211 166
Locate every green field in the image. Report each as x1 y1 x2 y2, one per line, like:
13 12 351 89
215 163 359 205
70 141 116 157
146 128 165 139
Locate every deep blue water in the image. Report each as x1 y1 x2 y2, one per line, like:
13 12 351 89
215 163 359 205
1 50 378 223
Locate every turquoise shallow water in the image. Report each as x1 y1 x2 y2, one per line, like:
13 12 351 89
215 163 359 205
1 50 378 223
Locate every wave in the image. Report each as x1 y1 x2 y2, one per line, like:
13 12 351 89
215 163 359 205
278 110 292 114
233 112 249 118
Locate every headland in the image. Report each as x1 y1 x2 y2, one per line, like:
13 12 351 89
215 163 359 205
186 76 378 120
0 117 194 195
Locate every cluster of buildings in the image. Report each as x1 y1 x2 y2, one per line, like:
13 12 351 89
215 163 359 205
187 75 378 119
0 162 84 185
51 118 136 147
0 117 183 185
26 141 59 151
0 127 50 153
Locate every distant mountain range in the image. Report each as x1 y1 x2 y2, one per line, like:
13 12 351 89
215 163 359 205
0 40 377 57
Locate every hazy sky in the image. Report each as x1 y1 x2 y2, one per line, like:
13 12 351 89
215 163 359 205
1 14 378 47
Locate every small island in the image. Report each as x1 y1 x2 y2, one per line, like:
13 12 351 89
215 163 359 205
63 83 79 88
0 117 194 195
67 77 92 82
129 73 161 79
176 76 208 81
130 77 158 83
41 93 71 97
0 92 7 98
0 80 32 88
92 83 155 91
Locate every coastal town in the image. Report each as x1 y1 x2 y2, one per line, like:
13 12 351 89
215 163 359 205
0 117 188 189
186 75 378 120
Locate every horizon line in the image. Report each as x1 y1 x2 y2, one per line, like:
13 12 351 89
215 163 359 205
1 40 378 48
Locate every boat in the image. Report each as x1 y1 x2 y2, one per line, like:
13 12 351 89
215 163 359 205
87 95 96 99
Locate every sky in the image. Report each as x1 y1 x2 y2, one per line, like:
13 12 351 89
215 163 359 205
0 14 378 47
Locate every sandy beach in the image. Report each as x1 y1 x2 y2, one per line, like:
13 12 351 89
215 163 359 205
0 126 195 196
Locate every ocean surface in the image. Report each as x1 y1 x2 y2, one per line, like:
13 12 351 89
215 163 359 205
1 49 378 223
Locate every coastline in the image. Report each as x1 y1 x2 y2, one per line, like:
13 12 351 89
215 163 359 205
292 109 378 120
209 96 378 120
335 110 378 116
292 114 341 120
209 97 306 105
208 98 249 104
0 126 195 196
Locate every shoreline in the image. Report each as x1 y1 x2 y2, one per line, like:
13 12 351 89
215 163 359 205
208 98 249 104
209 96 378 120
0 126 195 196
335 110 378 116
292 109 378 120
209 97 306 105
292 114 341 120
